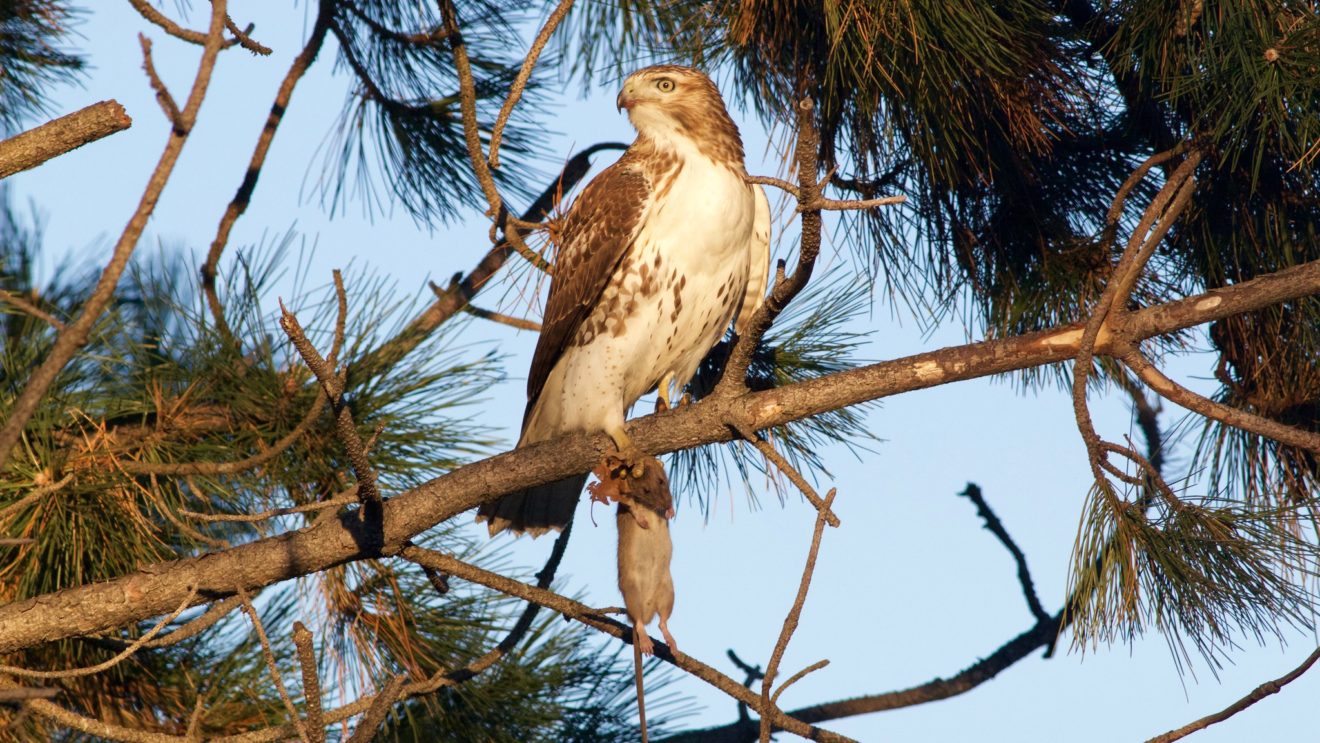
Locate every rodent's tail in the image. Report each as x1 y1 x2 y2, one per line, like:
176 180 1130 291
474 473 585 538
635 638 648 743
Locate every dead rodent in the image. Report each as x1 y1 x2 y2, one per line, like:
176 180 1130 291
592 453 677 743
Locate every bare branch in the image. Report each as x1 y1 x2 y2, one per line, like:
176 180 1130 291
1147 646 1320 743
202 0 332 337
0 474 73 521
0 0 230 472
355 142 624 375
0 288 65 330
734 423 839 527
0 100 131 179
760 488 838 742
0 259 1317 653
718 99 823 394
488 0 575 168
139 35 182 130
25 699 185 742
127 0 271 54
238 589 309 743
461 303 542 332
958 483 1051 625
1121 344 1320 454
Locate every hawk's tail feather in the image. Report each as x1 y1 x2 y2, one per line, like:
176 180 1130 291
475 474 587 537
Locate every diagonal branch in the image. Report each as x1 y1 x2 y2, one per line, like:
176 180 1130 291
202 0 333 338
0 1 230 472
0 258 1317 653
759 488 838 742
487 0 574 168
1146 646 1320 743
958 483 1051 625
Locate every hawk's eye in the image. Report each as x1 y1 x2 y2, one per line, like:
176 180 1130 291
656 78 675 93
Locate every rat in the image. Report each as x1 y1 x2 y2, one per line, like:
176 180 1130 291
615 460 677 743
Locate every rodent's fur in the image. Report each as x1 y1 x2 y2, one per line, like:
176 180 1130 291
618 499 676 743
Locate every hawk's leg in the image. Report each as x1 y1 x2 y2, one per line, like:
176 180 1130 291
606 424 647 479
654 371 676 413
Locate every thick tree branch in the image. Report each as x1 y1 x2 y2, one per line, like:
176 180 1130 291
0 3 229 471
0 100 131 179
0 260 1316 653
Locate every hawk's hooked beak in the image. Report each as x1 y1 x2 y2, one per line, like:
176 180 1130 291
616 82 635 112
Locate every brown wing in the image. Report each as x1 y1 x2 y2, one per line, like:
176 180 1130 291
525 150 651 420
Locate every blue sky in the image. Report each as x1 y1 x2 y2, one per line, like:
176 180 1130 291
10 3 1319 740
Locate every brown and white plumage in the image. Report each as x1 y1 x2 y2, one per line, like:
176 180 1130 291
476 65 771 537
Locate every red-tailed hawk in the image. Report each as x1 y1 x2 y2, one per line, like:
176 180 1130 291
477 65 771 536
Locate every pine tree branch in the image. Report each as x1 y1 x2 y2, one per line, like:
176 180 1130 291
238 588 309 743
0 259 1316 653
0 2 230 472
0 100 131 179
345 674 405 743
1146 646 1320 743
202 0 332 339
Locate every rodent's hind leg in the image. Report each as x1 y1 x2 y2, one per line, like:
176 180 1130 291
658 615 677 654
633 621 655 655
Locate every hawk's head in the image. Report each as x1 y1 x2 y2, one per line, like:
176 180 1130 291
616 65 744 166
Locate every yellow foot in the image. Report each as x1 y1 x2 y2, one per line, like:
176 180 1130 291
606 426 646 478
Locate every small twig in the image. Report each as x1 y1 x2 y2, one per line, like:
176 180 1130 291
119 390 326 476
727 649 765 724
279 299 380 506
355 141 623 376
488 0 575 168
223 17 271 55
799 194 907 212
25 699 185 743
141 596 243 649
1071 147 1201 487
461 303 541 332
0 538 34 546
770 659 829 705
345 5 450 45
437 0 549 274
0 289 64 329
139 35 183 130
292 622 325 743
733 422 839 527
128 0 270 54
346 674 406 743
1147 646 1320 743
0 585 196 679
957 484 1051 625
1114 371 1165 474
759 487 838 742
0 474 73 521
179 491 357 523
238 588 310 743
404 521 574 692
0 100 131 179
